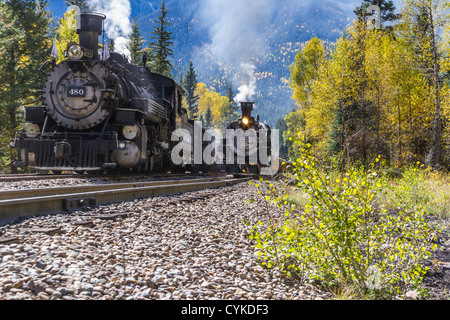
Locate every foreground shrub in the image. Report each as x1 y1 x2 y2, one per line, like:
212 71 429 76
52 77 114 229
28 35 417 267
247 144 440 299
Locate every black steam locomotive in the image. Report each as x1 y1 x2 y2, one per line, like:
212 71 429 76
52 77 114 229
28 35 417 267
10 11 202 174
225 101 272 175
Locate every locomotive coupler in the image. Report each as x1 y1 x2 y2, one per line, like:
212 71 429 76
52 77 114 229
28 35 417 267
102 163 117 169
12 161 28 168
54 141 72 160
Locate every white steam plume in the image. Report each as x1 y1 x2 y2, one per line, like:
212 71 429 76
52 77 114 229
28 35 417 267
199 0 273 103
234 63 256 103
89 0 132 59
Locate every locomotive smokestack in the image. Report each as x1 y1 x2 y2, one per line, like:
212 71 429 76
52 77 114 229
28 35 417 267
240 101 254 118
75 12 105 59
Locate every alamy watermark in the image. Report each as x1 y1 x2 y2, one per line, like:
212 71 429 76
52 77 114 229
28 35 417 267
170 121 280 176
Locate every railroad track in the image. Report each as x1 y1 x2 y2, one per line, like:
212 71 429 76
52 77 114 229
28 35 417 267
0 172 226 183
0 175 250 225
0 173 75 182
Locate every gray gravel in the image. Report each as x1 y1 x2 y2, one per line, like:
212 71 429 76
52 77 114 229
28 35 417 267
0 178 108 191
0 182 331 300
0 175 223 191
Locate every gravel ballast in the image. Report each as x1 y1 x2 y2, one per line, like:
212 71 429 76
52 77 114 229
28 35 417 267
0 182 331 300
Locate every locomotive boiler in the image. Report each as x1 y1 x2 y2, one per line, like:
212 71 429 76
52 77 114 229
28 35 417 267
10 11 197 174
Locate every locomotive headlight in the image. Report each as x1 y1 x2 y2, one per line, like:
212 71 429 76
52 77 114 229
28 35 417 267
67 44 84 60
122 125 140 140
119 142 127 150
23 123 40 138
242 117 249 126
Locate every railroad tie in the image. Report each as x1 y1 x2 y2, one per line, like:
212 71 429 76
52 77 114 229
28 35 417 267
72 220 95 228
20 227 63 236
90 213 130 221
0 237 20 245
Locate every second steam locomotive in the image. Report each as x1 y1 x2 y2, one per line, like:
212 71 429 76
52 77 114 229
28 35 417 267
225 101 273 175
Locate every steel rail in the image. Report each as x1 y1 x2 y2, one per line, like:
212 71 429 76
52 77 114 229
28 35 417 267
0 172 226 182
0 173 90 182
0 176 230 201
0 176 249 225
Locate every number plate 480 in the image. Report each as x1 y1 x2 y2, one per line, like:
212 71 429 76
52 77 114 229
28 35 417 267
67 87 86 97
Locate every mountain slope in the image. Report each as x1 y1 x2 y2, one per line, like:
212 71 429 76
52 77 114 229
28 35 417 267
46 0 402 125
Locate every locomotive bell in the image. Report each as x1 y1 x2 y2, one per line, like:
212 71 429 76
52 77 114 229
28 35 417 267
75 12 105 59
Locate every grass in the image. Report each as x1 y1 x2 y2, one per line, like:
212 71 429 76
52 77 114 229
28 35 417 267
285 189 309 208
286 167 450 219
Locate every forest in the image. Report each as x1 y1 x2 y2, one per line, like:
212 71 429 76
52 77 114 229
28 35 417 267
284 0 450 171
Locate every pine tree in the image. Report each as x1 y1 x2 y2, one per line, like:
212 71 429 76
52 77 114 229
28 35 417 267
148 0 174 77
354 0 398 24
0 1 20 142
183 61 199 118
65 0 89 11
129 16 144 65
178 72 183 87
226 81 239 122
327 107 344 154
204 107 213 129
0 0 52 128
109 38 115 52
198 113 205 128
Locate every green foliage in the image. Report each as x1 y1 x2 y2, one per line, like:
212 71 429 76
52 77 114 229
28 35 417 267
148 0 174 77
327 107 344 154
65 0 88 11
225 81 240 123
183 61 199 118
129 16 145 66
275 118 289 160
383 166 450 219
354 0 399 24
0 0 52 173
247 141 440 299
283 110 306 160
204 107 212 130
54 7 78 63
